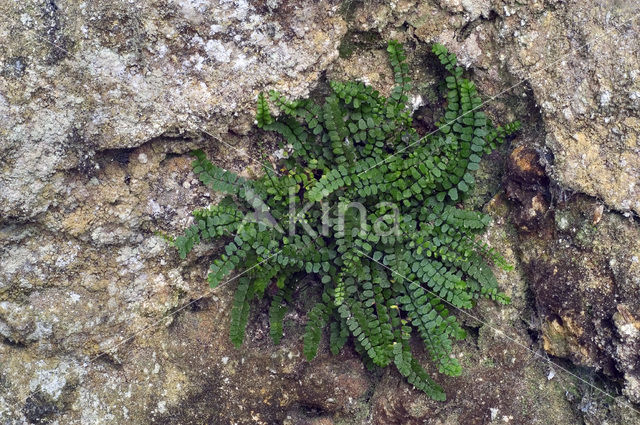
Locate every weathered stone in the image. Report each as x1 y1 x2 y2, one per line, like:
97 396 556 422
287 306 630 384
516 191 640 405
613 304 640 404
2 0 640 423
0 0 346 222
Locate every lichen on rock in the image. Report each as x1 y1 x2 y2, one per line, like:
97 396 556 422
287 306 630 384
1 0 640 423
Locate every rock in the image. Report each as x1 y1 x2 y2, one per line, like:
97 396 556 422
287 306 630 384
503 128 638 400
368 327 581 425
0 0 346 222
2 0 640 423
297 358 370 412
1 0 348 421
411 0 640 214
513 6 640 214
613 305 640 404
504 145 552 232
516 192 640 407
507 145 547 185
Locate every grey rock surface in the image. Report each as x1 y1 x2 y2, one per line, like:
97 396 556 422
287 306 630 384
1 0 639 424
0 0 346 222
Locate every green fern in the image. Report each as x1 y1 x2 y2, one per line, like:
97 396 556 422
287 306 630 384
229 277 254 347
174 41 520 400
268 287 289 345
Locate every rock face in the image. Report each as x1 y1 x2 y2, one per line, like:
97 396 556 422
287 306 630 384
1 0 639 424
506 145 640 407
0 0 346 222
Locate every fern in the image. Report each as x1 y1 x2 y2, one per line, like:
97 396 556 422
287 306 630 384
268 287 289 345
256 92 273 128
174 41 519 399
304 301 330 360
229 277 254 347
192 150 247 196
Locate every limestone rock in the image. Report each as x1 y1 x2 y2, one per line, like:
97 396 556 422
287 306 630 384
0 0 346 222
2 0 640 423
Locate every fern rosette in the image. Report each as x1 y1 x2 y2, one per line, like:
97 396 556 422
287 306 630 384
174 41 519 399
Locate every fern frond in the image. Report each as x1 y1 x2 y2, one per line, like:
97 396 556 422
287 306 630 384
329 318 349 355
303 301 329 361
191 150 247 196
387 40 412 119
176 39 518 400
229 277 255 347
256 92 273 128
269 288 288 345
393 341 446 400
